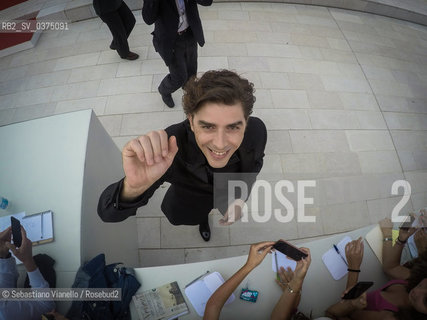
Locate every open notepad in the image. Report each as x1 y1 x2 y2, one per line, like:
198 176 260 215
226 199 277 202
184 271 235 317
365 224 400 264
22 210 54 245
322 236 352 280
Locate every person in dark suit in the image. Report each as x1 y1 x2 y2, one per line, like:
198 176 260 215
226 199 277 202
97 70 267 242
93 0 139 60
142 0 213 108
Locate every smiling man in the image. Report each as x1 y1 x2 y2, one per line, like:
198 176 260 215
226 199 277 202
97 70 267 241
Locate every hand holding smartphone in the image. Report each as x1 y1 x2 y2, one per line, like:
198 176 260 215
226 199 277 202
342 281 373 300
273 240 308 261
10 217 22 247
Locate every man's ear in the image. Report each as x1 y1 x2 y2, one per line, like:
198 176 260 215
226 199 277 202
187 114 194 132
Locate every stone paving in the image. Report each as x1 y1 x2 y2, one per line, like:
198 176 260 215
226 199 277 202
0 2 426 267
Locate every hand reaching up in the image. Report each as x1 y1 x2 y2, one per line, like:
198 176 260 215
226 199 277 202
122 131 178 200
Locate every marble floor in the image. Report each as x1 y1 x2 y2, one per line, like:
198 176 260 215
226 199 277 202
1 2 426 267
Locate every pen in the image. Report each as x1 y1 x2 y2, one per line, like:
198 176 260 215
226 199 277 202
185 271 209 288
333 244 348 266
274 252 280 281
41 211 44 239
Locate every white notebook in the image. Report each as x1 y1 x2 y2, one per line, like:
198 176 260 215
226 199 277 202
322 236 352 280
365 225 383 264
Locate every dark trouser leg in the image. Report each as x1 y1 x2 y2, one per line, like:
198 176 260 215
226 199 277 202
100 3 135 58
161 201 211 226
159 31 198 95
117 2 136 38
185 34 198 83
162 186 212 240
161 186 211 226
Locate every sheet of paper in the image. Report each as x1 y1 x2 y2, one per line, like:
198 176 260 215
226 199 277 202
21 211 53 242
184 272 234 317
408 234 418 258
322 236 352 280
272 251 297 272
365 225 383 264
203 272 234 305
204 272 225 293
184 281 212 317
22 215 42 242
42 211 53 239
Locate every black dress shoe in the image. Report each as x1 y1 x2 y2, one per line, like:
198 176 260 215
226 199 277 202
122 52 139 60
158 87 175 108
199 222 210 242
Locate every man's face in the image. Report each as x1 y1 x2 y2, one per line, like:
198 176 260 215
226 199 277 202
188 102 247 168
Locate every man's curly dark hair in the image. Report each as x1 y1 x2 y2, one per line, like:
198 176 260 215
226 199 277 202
182 70 255 119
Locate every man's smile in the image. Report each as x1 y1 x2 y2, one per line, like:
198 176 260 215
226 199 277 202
208 147 230 159
189 102 247 168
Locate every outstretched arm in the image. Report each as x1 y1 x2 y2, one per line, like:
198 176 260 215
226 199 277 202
379 218 412 279
325 289 367 319
204 241 274 320
121 132 178 201
326 298 397 320
97 132 178 222
271 248 311 320
345 237 364 289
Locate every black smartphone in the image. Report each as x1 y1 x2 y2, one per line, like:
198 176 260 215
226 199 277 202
273 240 308 261
11 216 22 247
342 281 373 300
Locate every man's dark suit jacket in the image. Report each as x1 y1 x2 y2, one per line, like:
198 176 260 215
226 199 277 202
93 0 122 16
142 0 213 66
97 117 267 225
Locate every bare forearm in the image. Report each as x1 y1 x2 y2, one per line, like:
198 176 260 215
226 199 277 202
271 279 302 320
204 264 253 320
326 300 357 318
382 240 410 279
346 272 359 290
382 240 403 270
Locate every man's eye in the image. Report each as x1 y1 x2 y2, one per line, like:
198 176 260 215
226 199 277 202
229 126 240 131
202 125 213 129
